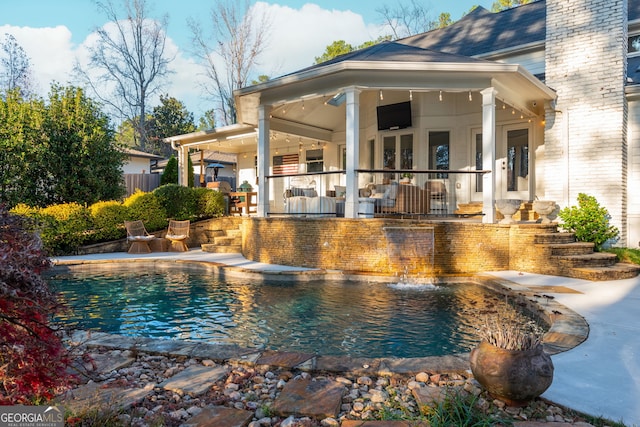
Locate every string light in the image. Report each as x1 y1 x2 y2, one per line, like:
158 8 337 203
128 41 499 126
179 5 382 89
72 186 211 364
379 90 384 101
468 91 473 101
409 90 413 101
439 91 443 102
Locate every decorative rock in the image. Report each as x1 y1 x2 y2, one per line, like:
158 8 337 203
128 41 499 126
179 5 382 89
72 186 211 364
407 380 421 390
369 389 389 403
321 417 340 427
415 372 430 383
357 376 373 386
280 415 296 427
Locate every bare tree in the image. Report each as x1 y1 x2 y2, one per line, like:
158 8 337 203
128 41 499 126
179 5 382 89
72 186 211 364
76 0 173 150
377 0 433 40
189 0 270 126
0 33 34 97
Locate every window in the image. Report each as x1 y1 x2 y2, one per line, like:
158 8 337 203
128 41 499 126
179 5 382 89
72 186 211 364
629 35 640 54
429 131 449 178
306 149 323 173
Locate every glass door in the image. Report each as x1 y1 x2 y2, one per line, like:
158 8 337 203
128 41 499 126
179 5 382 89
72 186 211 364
500 127 530 199
382 132 413 181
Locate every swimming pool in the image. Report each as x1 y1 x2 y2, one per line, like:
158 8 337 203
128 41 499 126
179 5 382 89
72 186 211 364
48 269 545 358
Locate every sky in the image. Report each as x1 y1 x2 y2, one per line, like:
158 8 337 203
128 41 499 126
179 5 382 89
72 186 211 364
1 0 495 121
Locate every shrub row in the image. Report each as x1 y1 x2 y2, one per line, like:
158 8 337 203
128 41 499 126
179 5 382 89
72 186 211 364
11 184 225 255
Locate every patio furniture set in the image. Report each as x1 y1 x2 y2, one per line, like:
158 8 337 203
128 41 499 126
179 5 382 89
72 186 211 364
124 219 190 254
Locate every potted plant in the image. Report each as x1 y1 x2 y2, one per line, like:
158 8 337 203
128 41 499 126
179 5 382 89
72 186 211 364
469 314 554 407
400 172 413 184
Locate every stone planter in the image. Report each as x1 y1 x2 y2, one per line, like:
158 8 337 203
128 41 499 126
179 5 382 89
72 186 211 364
469 341 554 406
533 200 557 224
495 199 522 224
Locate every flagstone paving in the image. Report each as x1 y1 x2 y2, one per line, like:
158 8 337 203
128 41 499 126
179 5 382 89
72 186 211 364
59 381 155 413
159 364 229 396
272 378 345 419
183 405 254 427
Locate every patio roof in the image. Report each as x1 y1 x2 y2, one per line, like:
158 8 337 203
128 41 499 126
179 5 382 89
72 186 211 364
234 40 556 132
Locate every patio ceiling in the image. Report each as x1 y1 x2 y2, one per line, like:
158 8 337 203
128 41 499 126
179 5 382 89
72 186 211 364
166 57 556 155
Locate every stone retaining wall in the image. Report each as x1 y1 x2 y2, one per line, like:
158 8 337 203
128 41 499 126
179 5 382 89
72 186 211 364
241 218 559 276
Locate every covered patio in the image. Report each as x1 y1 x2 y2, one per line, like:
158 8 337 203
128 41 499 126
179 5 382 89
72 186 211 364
166 41 556 222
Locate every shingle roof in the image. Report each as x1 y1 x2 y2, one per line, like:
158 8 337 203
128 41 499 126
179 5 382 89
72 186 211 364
286 1 640 83
293 40 493 75
400 2 546 56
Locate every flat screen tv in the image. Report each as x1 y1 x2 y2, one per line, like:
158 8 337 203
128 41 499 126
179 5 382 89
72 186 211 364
377 101 412 131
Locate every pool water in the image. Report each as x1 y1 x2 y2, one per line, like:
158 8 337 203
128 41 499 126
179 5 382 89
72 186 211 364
48 270 543 358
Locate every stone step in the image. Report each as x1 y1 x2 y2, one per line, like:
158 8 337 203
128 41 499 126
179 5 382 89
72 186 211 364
213 236 241 246
569 263 640 281
553 252 618 268
201 243 242 253
226 229 242 238
203 229 226 238
534 232 576 244
547 242 595 256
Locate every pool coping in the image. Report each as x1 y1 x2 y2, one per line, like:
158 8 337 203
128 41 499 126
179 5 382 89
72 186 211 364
53 256 589 376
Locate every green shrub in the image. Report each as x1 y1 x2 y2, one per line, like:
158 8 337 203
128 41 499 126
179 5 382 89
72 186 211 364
123 190 168 231
153 184 197 220
558 193 619 250
39 202 93 255
194 187 225 219
89 200 129 241
161 155 178 185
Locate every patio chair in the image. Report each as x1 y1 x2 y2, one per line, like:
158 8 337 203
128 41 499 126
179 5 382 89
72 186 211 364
124 220 156 254
426 180 448 214
166 219 190 252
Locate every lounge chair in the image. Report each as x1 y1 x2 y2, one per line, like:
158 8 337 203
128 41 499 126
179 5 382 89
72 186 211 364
124 220 156 254
166 219 190 252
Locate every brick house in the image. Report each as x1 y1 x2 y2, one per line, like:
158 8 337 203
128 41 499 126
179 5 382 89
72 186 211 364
167 0 640 247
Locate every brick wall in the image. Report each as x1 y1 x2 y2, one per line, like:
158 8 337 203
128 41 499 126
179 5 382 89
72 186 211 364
544 0 628 245
241 218 559 276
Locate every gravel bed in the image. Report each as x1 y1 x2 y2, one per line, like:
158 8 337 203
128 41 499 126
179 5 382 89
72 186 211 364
66 347 600 427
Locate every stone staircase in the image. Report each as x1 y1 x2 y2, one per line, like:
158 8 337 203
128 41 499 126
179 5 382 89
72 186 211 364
199 218 243 254
534 230 640 281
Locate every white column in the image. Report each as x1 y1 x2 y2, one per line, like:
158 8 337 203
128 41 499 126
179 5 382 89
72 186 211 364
481 87 497 223
257 104 271 217
345 87 361 218
178 145 189 187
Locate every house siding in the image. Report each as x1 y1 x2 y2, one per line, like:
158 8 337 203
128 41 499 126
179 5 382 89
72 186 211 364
629 97 640 247
545 0 629 246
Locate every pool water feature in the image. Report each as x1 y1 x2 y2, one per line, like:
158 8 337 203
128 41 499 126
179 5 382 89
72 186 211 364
48 270 545 359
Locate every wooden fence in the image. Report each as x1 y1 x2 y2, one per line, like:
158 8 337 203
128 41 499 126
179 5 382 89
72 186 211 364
124 173 161 196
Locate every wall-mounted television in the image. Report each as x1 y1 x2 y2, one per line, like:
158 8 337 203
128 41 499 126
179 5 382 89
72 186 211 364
377 101 412 131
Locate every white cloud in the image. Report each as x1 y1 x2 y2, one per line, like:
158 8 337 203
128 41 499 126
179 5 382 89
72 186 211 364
253 2 386 77
0 25 76 95
1 3 386 121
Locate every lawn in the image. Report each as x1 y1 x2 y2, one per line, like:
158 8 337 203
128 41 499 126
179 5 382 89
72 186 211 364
606 247 640 265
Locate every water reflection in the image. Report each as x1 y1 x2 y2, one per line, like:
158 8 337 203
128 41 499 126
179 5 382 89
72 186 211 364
49 271 543 358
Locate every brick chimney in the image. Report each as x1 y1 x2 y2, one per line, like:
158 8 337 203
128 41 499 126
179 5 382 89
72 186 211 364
544 0 628 245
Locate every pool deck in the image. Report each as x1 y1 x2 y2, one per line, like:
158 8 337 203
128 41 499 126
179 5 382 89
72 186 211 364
53 250 640 426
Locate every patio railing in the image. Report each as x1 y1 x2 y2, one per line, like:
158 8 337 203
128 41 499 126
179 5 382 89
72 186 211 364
265 169 489 217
